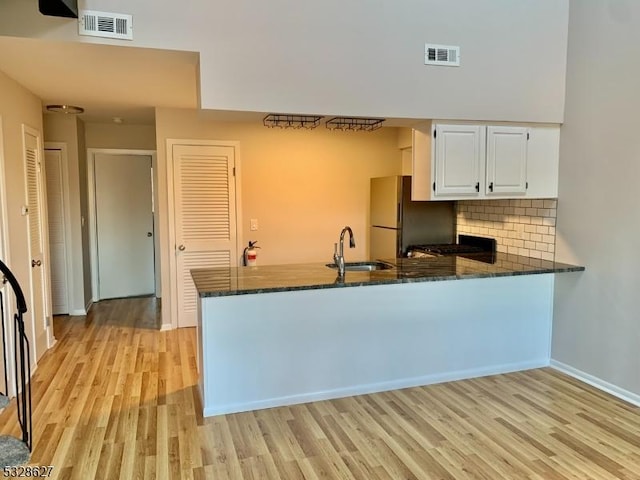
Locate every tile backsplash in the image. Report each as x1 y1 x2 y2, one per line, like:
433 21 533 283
457 199 557 260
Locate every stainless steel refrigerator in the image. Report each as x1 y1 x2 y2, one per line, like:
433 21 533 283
370 176 455 259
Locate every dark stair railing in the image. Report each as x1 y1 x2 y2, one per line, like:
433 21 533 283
0 259 33 451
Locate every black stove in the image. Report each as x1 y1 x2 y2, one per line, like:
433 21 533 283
407 235 497 263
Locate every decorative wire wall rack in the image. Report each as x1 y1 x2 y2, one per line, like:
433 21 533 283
263 114 323 129
325 117 385 132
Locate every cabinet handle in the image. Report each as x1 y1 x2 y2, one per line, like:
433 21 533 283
475 182 480 192
489 182 494 192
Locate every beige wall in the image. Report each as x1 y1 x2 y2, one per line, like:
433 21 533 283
42 114 89 314
0 68 46 369
0 0 568 123
84 123 156 150
553 1 640 398
155 107 402 326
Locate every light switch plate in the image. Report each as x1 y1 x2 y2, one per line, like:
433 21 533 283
250 219 258 231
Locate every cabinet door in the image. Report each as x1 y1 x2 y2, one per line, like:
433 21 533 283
434 124 482 196
525 126 559 198
486 126 528 195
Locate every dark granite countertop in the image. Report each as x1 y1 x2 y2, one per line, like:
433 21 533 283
191 253 584 298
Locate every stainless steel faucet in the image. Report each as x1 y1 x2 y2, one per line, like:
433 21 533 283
333 226 356 276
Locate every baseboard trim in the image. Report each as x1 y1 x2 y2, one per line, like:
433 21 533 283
203 359 549 417
69 309 87 316
160 323 173 331
551 360 640 408
85 300 93 313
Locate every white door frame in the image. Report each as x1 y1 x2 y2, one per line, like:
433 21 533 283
165 139 243 330
87 148 158 302
22 124 54 357
44 143 74 315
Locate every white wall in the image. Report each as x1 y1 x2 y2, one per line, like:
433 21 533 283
0 0 569 123
553 1 640 398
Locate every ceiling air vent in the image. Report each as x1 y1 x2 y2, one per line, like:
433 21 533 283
79 10 133 40
424 44 460 67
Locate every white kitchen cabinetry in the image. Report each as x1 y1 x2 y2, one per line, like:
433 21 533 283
434 124 483 196
412 121 559 200
486 126 528 196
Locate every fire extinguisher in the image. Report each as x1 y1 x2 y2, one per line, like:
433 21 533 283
243 241 260 266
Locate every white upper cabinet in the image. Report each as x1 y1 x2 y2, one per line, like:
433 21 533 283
412 121 559 201
434 124 483 196
485 126 528 196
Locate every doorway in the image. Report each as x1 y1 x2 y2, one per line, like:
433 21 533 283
167 141 240 328
22 125 50 362
88 150 157 300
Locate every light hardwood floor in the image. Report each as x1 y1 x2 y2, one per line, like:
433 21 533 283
1 297 640 479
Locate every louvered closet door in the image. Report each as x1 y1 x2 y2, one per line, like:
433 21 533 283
24 128 48 361
173 145 237 328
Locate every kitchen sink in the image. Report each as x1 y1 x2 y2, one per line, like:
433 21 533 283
326 261 394 272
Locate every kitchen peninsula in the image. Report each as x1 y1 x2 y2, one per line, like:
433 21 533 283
192 255 583 417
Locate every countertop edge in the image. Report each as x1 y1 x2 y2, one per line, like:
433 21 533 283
197 264 585 298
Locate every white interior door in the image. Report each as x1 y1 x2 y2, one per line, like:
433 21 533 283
172 144 238 328
23 127 48 362
94 154 155 299
44 149 69 314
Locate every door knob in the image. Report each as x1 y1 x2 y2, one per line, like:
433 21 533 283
31 259 42 267
147 232 153 237
178 244 186 251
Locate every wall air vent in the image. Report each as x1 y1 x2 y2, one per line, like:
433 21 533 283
79 10 133 40
424 44 460 67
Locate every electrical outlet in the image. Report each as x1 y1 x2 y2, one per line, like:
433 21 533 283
250 219 258 231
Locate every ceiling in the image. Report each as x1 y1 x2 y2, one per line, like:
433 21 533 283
0 36 199 125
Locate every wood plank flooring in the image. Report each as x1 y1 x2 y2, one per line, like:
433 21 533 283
1 297 640 479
